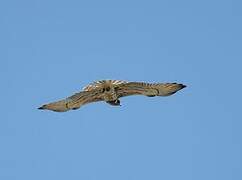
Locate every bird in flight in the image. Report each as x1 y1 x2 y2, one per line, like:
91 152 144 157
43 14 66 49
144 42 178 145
38 80 186 112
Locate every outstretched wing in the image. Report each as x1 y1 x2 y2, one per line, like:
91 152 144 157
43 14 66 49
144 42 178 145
116 82 186 98
38 89 103 112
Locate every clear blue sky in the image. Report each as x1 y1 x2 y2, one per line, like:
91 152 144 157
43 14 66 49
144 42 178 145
1 0 242 179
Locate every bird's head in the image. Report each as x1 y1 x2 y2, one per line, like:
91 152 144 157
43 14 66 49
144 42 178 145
106 99 121 106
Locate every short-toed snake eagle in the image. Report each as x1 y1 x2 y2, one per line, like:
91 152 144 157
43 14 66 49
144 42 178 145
38 80 186 112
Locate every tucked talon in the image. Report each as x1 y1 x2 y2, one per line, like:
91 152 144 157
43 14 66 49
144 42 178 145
106 99 121 106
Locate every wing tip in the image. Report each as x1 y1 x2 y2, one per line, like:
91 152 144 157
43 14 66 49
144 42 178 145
37 102 70 112
162 83 186 96
180 84 187 89
38 105 46 110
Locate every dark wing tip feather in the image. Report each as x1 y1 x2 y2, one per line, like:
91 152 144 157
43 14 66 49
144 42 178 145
170 83 186 89
180 84 187 89
38 105 46 110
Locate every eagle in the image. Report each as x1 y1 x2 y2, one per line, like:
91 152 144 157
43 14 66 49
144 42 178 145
38 80 186 112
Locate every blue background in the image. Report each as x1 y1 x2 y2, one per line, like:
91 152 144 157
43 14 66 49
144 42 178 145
1 0 242 179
